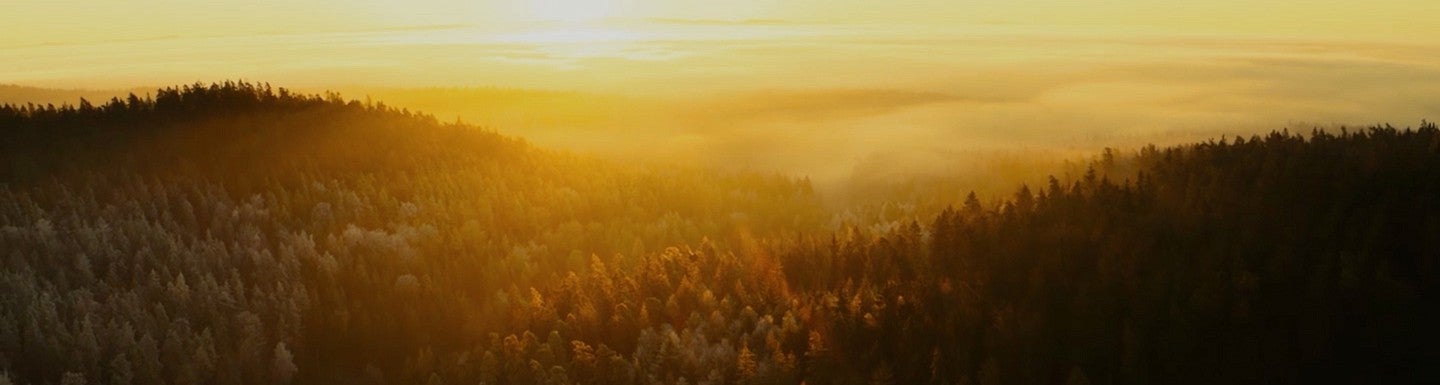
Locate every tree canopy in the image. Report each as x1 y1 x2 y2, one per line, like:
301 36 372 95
1 82 1436 384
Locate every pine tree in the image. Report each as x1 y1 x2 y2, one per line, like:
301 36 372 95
272 342 298 385
737 342 758 383
108 354 133 385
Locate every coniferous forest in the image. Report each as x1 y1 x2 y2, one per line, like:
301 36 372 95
1 82 1437 385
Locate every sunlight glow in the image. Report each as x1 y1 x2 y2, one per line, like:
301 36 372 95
495 26 648 45
525 0 620 22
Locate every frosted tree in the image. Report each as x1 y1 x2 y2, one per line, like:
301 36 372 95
272 342 298 385
108 354 133 385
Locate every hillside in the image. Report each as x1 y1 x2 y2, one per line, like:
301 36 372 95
1 83 1438 385
0 83 827 385
776 127 1440 384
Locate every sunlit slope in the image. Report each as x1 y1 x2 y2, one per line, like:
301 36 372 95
0 82 825 238
0 82 825 383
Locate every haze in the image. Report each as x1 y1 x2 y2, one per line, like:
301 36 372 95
5 0 1440 197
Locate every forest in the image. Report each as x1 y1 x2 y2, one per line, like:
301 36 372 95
1 82 1437 385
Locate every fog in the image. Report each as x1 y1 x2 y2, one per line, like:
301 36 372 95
331 32 1440 201
5 22 1439 203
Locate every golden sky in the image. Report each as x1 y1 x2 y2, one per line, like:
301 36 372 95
7 0 1440 39
4 0 1439 89
4 0 1440 188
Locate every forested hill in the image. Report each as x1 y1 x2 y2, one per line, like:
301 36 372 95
0 83 826 384
774 126 1440 384
1 82 1437 385
0 81 826 240
0 82 525 184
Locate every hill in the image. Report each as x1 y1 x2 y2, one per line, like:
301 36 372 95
776 127 1440 384
1 82 1437 384
0 82 826 385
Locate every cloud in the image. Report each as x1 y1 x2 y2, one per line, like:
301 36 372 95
640 18 793 26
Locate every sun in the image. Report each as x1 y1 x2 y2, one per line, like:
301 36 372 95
526 0 620 22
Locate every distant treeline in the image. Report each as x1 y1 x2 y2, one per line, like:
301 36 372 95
1 82 1436 385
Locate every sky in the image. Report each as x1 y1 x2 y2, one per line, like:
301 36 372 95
6 1 1440 40
5 0 1438 91
3 0 1440 193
